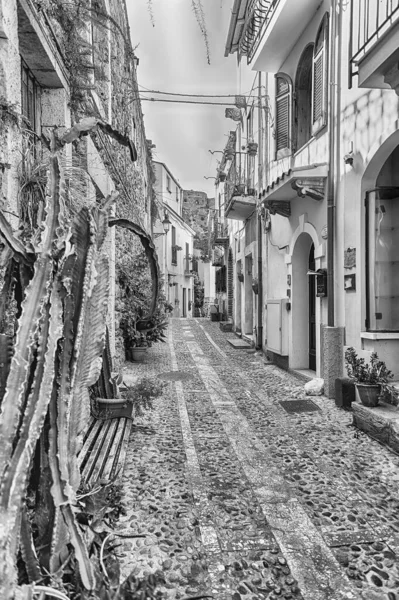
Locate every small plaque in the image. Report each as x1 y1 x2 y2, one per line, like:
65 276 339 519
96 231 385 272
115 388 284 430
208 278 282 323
344 247 356 269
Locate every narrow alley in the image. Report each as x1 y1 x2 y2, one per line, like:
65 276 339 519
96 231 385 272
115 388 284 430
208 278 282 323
117 319 399 600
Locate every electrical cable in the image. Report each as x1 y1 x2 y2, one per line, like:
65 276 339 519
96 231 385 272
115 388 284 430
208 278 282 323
138 85 253 98
140 97 238 106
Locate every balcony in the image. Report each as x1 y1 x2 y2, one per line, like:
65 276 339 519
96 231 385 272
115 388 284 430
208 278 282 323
224 156 257 221
226 0 321 71
213 218 229 246
351 0 399 90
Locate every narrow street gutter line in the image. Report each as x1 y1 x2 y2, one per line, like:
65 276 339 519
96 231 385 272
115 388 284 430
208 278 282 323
185 337 360 600
196 321 228 359
167 329 225 588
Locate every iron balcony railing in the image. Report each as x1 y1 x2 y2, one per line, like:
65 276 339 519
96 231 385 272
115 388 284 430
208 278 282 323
239 0 280 63
225 156 256 206
351 0 399 65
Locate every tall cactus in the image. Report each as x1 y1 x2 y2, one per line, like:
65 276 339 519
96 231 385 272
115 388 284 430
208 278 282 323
0 130 116 597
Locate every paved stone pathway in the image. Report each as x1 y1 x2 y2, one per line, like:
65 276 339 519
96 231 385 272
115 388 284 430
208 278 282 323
116 319 399 600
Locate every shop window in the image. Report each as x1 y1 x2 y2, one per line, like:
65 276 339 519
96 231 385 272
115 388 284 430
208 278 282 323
294 45 313 152
312 14 329 134
274 73 292 159
366 188 399 331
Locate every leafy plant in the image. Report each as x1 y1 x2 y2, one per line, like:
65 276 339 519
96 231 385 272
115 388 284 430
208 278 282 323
123 377 167 417
345 347 394 385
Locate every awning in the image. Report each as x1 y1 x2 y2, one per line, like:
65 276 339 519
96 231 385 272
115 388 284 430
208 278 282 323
260 163 328 218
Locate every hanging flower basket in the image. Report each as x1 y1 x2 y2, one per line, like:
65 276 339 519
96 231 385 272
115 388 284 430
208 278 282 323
218 171 227 182
247 142 258 156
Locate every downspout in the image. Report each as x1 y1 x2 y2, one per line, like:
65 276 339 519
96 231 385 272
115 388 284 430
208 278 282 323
327 1 339 326
256 72 263 349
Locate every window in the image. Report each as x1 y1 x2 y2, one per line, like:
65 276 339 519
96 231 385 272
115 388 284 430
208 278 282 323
185 242 190 272
312 14 329 134
366 188 399 331
21 59 40 132
294 45 313 152
275 73 292 159
166 174 171 193
171 225 177 265
176 187 179 202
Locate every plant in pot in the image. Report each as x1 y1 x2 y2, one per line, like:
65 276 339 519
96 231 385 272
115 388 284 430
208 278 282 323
345 347 394 407
123 377 167 419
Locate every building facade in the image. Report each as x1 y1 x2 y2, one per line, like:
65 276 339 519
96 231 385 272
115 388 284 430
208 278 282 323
0 0 153 366
153 161 195 318
220 0 399 395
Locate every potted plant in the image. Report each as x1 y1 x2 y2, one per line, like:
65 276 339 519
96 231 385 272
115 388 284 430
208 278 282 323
130 332 149 362
247 142 258 156
345 347 394 407
234 184 245 196
93 377 167 420
124 377 167 419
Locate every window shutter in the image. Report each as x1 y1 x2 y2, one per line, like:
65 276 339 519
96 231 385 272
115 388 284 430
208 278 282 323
312 14 329 134
275 74 292 159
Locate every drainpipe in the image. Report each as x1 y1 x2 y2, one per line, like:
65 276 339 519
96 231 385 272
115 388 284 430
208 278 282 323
327 1 339 326
256 72 263 349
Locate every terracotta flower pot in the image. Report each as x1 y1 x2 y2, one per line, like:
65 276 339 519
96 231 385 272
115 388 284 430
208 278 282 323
93 397 133 420
131 347 148 362
355 383 381 407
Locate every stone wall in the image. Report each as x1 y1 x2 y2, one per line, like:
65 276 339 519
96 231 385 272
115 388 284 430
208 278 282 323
0 0 154 368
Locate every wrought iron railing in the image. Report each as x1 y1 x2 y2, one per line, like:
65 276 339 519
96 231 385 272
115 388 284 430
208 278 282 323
351 0 399 64
225 156 256 206
239 0 280 63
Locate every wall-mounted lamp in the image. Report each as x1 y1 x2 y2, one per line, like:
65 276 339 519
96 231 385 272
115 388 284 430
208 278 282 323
153 211 171 238
344 151 354 166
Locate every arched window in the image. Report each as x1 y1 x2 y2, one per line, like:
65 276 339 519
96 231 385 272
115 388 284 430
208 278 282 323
294 44 314 152
312 14 329 134
274 73 292 159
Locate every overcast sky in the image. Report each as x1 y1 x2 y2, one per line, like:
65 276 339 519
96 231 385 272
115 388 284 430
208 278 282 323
126 0 255 198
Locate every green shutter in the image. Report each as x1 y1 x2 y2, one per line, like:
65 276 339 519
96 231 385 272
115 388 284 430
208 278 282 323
312 14 329 133
275 75 292 159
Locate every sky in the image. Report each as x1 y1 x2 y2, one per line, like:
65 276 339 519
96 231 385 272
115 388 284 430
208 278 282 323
126 0 255 198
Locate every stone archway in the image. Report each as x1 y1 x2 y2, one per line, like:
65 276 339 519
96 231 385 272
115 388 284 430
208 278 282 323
108 218 160 321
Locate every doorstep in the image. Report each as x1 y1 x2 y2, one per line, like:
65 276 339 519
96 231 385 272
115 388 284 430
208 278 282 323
352 401 399 454
290 368 315 383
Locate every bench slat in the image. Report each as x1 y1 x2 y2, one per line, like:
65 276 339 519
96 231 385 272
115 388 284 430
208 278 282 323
101 418 129 481
111 418 132 480
88 418 120 484
81 419 113 483
78 418 103 469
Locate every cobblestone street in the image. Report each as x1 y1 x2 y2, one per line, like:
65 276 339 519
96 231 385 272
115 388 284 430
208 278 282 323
116 319 399 600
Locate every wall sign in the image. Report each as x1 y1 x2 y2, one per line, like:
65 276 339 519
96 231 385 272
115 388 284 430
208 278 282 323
344 247 356 269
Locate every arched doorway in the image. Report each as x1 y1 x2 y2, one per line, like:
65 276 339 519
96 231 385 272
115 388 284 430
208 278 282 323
228 248 233 317
291 232 315 369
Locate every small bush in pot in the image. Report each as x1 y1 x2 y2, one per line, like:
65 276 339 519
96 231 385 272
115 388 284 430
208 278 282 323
124 377 167 418
345 347 394 407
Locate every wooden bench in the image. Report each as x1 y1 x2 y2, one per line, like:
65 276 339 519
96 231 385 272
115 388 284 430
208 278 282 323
78 416 132 485
78 327 133 485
